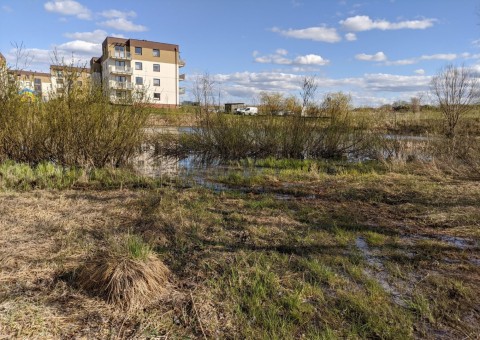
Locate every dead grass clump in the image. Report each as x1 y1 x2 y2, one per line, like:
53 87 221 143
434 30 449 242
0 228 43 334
77 234 170 310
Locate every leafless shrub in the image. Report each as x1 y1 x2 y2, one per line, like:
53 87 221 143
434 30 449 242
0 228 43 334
430 64 479 138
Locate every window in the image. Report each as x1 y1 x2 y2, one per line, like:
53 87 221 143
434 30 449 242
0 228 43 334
153 49 160 57
153 78 160 86
153 93 161 100
34 78 41 85
153 64 160 72
135 77 143 85
135 46 142 55
115 60 125 67
135 62 142 70
116 76 126 83
115 45 125 58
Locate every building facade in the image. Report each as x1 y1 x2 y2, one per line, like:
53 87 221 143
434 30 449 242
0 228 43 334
1 37 185 106
92 37 185 107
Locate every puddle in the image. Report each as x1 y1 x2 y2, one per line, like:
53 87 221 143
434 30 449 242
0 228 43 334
439 236 476 250
355 237 406 307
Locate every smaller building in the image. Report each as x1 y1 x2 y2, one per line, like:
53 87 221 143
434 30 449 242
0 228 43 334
224 103 245 113
9 70 52 102
50 65 91 96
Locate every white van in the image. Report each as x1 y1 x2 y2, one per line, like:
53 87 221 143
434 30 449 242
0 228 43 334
243 107 258 115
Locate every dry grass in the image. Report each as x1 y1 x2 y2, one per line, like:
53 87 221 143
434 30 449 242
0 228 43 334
0 163 479 338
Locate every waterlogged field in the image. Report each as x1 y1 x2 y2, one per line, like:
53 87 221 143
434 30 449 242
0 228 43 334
0 159 479 339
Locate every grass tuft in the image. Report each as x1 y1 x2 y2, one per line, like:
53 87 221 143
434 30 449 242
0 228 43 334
77 233 170 310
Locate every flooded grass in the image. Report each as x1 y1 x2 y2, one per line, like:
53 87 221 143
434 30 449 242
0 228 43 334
0 156 479 338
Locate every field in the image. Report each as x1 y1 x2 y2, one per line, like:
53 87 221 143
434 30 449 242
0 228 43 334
0 158 479 339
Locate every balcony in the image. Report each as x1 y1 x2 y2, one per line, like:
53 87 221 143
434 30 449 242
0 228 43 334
178 59 186 67
109 65 132 75
179 87 186 95
179 74 186 81
109 80 133 90
108 51 132 60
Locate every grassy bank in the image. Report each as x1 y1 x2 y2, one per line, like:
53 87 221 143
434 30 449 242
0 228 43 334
0 159 478 338
0 160 170 191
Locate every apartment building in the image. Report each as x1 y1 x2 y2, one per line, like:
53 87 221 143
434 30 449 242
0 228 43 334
50 65 91 96
14 70 53 101
92 37 185 107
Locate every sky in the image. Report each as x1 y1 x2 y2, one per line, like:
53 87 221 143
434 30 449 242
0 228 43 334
1 0 479 106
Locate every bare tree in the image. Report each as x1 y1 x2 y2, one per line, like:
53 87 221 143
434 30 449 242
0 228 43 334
431 64 479 137
410 96 421 113
299 75 318 116
191 72 216 116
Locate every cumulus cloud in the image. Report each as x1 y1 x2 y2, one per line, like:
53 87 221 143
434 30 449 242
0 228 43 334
56 40 101 54
99 18 147 32
254 50 329 66
345 33 357 41
271 26 341 43
294 54 329 65
355 52 387 62
414 69 425 75
44 0 91 20
64 29 108 44
340 15 436 31
185 70 432 107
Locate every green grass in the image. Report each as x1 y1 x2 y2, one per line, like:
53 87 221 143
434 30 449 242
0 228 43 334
0 160 166 191
0 156 478 338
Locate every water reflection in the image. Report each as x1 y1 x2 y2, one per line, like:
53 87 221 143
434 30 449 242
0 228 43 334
134 127 435 179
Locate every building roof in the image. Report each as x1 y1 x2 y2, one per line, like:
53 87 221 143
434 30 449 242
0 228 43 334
8 69 51 77
103 37 179 52
50 65 91 73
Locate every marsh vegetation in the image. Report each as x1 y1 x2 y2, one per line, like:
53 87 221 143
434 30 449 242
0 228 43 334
0 64 479 338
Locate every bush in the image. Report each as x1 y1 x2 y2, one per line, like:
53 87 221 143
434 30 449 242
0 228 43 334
0 65 149 167
158 92 378 162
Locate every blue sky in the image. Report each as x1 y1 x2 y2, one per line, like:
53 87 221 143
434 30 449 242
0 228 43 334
1 0 479 106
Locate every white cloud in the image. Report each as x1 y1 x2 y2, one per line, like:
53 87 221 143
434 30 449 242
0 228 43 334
64 30 108 44
99 18 147 32
56 40 101 54
272 26 341 43
345 32 357 41
340 15 435 31
414 69 425 75
2 5 13 12
44 0 91 20
419 53 456 61
5 46 92 72
363 73 431 92
294 54 329 65
254 50 329 66
192 70 432 106
100 9 136 19
355 52 387 62
472 39 480 47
